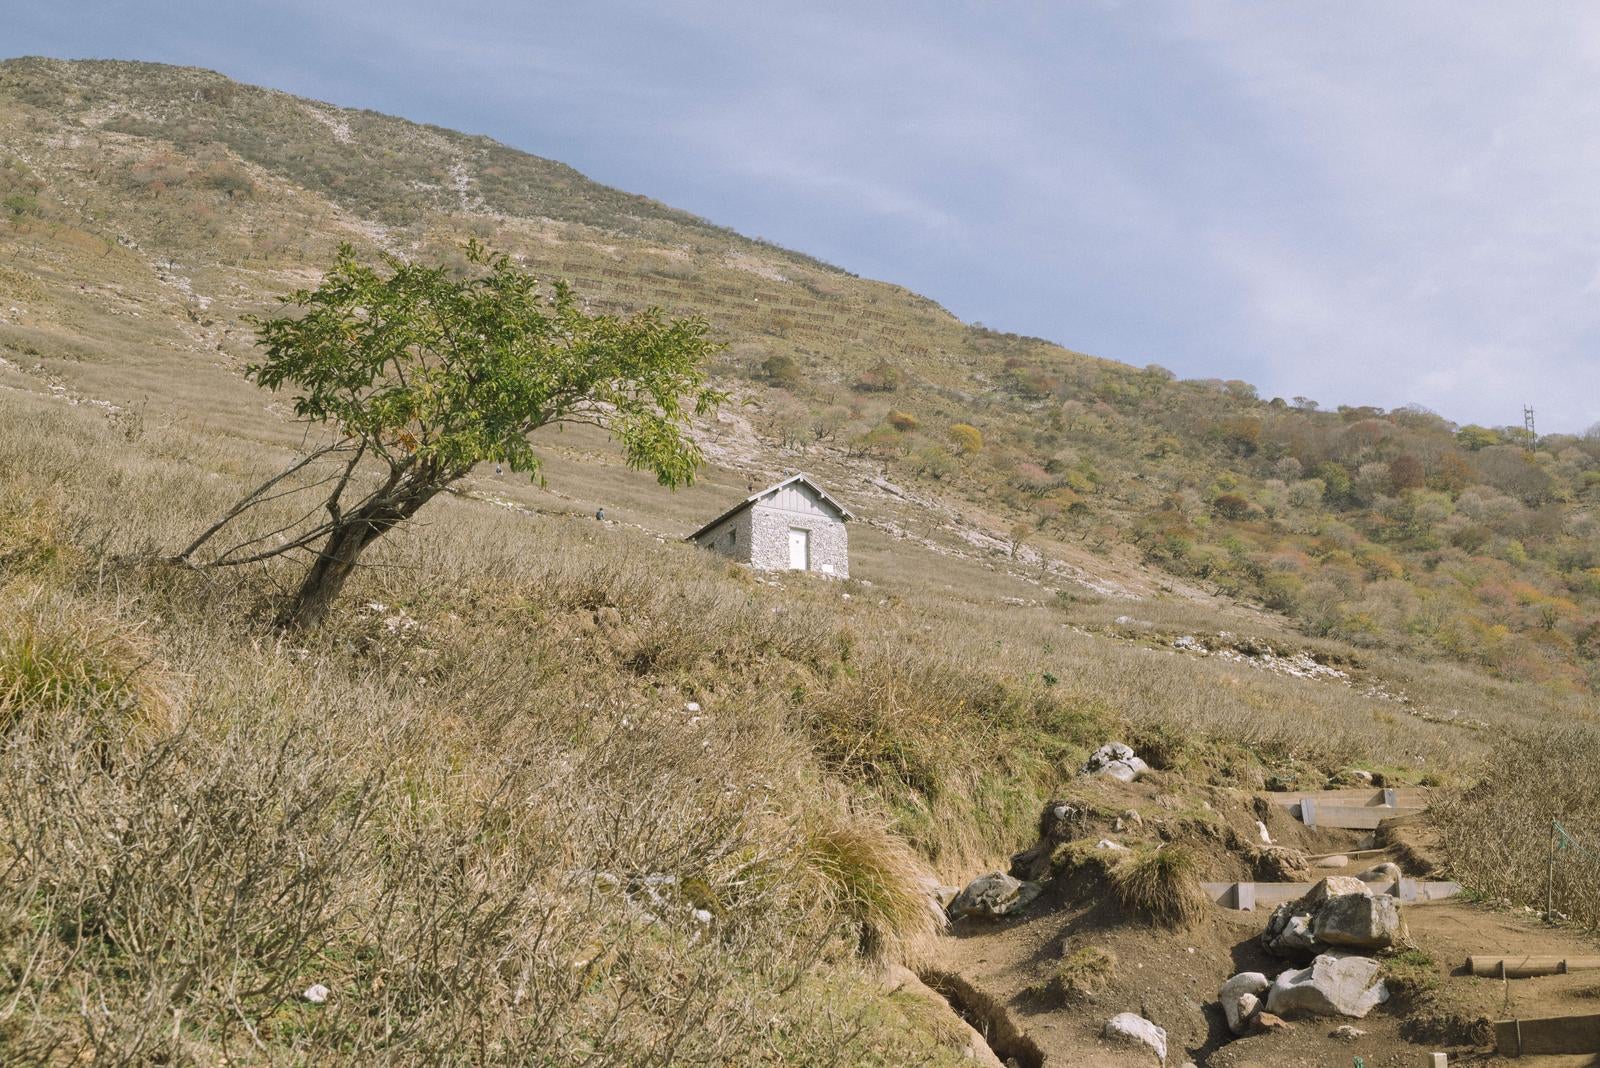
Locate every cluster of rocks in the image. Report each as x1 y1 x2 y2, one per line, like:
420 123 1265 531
1213 875 1400 1041
1218 953 1390 1035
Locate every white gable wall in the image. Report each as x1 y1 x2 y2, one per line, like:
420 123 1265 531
749 496 848 577
765 481 836 518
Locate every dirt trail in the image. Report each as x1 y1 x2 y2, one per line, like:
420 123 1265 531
929 794 1600 1066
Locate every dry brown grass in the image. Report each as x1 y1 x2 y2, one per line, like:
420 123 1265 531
0 383 1577 1062
0 395 970 1065
1434 720 1600 930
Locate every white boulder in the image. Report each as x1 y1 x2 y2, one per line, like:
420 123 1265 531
1218 971 1270 1035
1266 954 1389 1019
1356 861 1402 883
1104 1012 1167 1063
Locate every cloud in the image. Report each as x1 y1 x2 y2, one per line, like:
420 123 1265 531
1168 2 1600 429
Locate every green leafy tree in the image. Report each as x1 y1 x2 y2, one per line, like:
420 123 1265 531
179 242 721 629
761 353 802 389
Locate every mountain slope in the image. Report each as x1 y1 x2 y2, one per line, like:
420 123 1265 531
1 54 1597 692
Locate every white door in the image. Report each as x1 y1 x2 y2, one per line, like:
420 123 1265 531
788 527 810 570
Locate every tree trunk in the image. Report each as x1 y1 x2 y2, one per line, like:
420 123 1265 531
274 486 436 631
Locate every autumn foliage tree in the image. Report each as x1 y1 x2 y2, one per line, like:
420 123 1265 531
948 423 984 456
179 242 722 629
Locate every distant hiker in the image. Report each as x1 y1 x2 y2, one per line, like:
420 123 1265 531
595 508 605 521
747 480 754 492
494 463 503 475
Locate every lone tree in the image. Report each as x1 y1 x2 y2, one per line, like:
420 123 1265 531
179 242 722 630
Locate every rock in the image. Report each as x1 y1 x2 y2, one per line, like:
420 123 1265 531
1096 838 1131 853
1085 742 1149 783
924 880 960 911
1256 820 1273 845
1252 845 1310 882
1314 855 1350 868
1280 913 1317 952
1313 892 1404 950
1218 971 1270 1035
1356 862 1402 884
1039 801 1085 841
303 983 330 1004
1103 1012 1167 1063
1266 954 1389 1019
948 872 1042 920
1251 1011 1291 1033
1330 1024 1368 1040
1263 877 1383 957
1306 876 1372 903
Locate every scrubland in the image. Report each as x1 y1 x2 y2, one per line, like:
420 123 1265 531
0 383 1591 1063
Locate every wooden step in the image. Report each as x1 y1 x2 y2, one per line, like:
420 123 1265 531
1202 878 1461 910
1471 955 1600 979
1495 1012 1600 1055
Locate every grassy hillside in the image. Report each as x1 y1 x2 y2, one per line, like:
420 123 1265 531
2 57 1597 695
2 56 1599 1063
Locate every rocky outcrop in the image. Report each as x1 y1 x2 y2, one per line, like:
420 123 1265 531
1266 954 1389 1019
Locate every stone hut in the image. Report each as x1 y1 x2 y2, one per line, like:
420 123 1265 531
687 474 852 577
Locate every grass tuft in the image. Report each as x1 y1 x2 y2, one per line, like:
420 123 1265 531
1110 845 1208 929
0 584 173 741
1030 945 1116 1004
795 801 942 961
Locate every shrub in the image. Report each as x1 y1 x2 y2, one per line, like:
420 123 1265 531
1110 846 1207 928
853 359 902 393
761 353 802 388
886 410 919 433
1212 493 1251 520
948 423 983 456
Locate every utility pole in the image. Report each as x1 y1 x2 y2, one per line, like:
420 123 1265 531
1524 405 1538 450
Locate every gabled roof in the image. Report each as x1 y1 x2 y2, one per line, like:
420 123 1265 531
686 473 853 542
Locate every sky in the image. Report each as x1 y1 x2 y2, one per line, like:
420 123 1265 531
11 2 1600 432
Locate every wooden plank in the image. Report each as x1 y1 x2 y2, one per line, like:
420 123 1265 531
1495 1012 1600 1055
1265 788 1430 808
1202 880 1462 911
1300 802 1425 830
1471 956 1600 979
